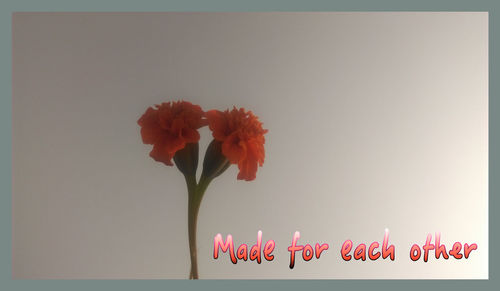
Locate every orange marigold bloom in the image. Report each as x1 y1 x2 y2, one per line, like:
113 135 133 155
138 101 206 166
206 107 268 181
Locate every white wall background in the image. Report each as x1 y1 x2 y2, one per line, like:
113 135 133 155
12 12 488 279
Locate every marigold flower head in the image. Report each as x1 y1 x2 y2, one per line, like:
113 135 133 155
206 107 268 181
137 101 206 166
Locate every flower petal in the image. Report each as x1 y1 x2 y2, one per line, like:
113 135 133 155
181 127 200 143
206 110 229 141
149 141 175 166
222 133 246 164
237 156 258 181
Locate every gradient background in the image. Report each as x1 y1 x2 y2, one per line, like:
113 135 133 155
12 12 488 279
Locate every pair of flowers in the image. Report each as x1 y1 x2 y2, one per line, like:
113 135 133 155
137 100 267 279
137 101 267 181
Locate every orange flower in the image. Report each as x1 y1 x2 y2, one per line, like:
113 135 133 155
138 101 206 166
206 107 268 181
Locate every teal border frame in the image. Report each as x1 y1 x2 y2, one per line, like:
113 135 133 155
1 1 497 290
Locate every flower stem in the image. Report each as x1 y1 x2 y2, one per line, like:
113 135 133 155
185 174 212 279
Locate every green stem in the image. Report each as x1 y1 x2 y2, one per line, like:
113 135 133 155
186 174 212 279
